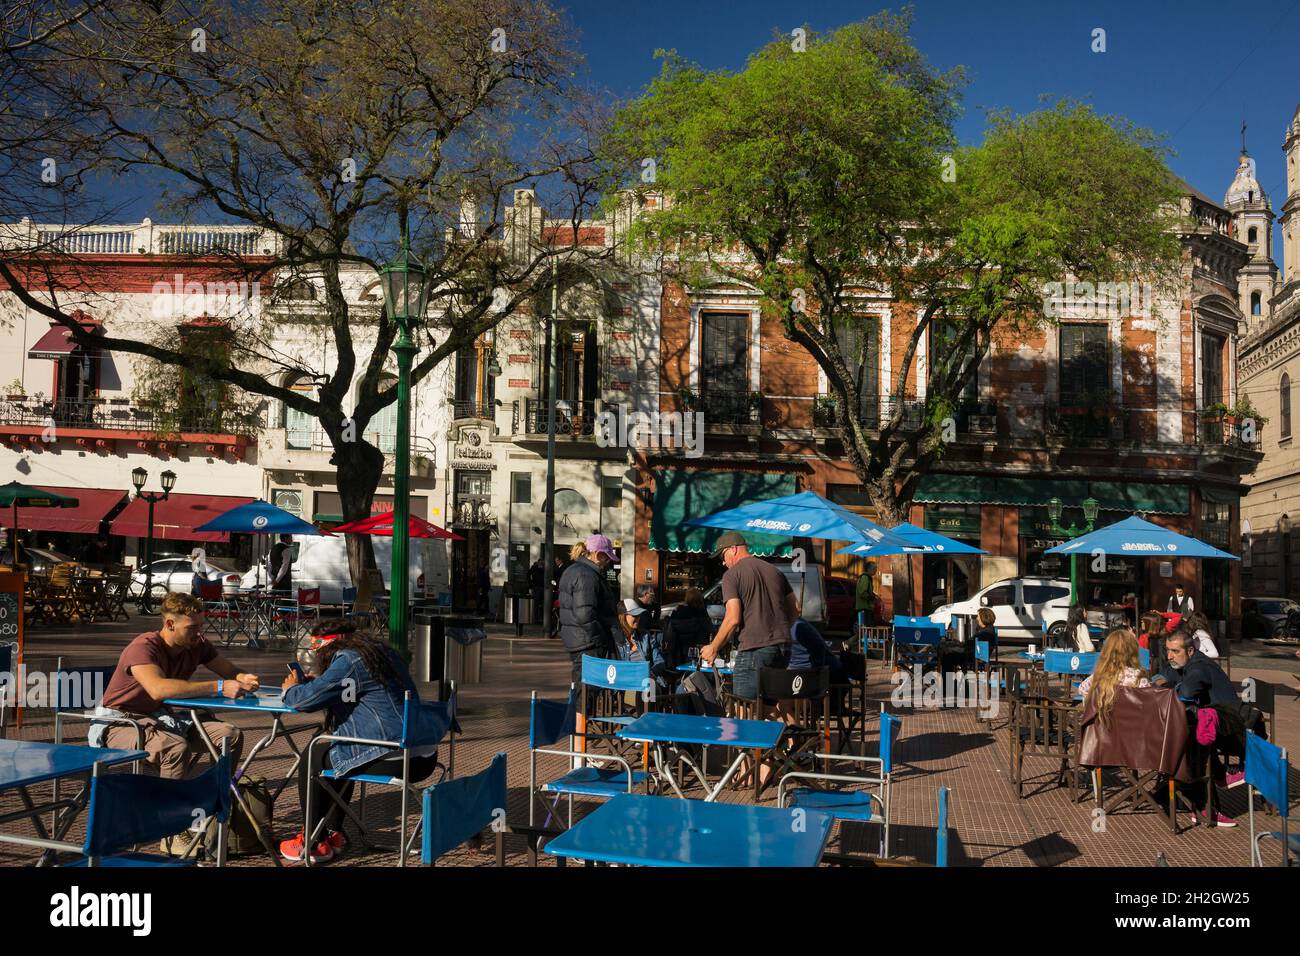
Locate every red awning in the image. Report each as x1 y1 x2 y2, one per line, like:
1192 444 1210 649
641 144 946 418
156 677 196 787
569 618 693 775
0 486 128 535
27 318 104 360
109 492 256 543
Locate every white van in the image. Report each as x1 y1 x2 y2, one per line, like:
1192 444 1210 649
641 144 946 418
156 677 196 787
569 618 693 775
929 577 1072 642
660 562 830 630
239 535 434 605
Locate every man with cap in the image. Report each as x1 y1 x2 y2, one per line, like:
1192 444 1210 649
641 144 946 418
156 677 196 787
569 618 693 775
699 531 796 700
557 534 622 682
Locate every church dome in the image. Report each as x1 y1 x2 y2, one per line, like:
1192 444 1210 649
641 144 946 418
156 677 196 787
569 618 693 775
1224 151 1269 208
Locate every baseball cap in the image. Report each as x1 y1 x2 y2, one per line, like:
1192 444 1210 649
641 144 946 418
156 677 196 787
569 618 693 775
711 530 748 556
585 534 618 561
622 598 646 616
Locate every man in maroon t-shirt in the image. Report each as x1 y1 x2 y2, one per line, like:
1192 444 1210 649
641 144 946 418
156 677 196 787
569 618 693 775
102 592 259 779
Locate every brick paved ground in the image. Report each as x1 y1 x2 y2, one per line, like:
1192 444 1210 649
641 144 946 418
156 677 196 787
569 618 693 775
2 616 1297 867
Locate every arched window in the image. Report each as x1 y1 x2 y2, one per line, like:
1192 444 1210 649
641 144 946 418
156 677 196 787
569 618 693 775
1252 291 1262 316
1282 373 1292 440
367 374 399 453
284 374 316 449
1247 226 1258 244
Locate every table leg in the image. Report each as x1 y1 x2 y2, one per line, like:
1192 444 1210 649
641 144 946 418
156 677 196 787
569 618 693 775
707 750 754 803
187 708 283 867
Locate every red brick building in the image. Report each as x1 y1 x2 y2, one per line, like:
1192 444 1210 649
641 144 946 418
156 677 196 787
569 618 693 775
634 187 1262 638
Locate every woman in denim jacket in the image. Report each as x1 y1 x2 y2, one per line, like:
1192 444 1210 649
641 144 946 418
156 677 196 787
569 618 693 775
277 621 438 864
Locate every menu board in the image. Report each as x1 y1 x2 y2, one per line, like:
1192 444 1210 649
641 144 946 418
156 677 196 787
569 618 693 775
0 591 17 641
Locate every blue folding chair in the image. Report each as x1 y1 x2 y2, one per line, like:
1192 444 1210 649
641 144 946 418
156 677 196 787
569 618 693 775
305 688 459 867
892 617 943 673
779 707 902 858
421 752 507 866
1138 645 1150 672
1044 649 1098 700
72 753 232 867
1245 731 1296 867
529 686 649 829
936 785 952 867
580 654 652 757
973 640 1014 724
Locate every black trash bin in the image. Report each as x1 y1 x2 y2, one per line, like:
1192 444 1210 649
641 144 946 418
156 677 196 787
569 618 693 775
444 615 487 684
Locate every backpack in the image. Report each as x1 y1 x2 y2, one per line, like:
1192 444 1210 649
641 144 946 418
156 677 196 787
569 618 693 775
185 775 274 859
674 669 725 718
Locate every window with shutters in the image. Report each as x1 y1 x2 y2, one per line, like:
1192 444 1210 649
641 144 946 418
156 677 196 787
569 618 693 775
1059 324 1110 404
284 376 316 449
835 314 880 423
1282 373 1292 440
1200 331 1225 408
700 312 748 423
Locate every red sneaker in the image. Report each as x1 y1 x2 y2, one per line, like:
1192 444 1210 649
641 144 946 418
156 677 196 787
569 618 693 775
279 831 334 863
1198 810 1237 828
1223 771 1246 790
326 829 348 855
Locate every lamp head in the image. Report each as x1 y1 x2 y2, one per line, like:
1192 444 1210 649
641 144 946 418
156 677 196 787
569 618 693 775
160 470 177 494
379 238 430 328
131 466 147 493
1047 497 1063 524
1082 497 1099 525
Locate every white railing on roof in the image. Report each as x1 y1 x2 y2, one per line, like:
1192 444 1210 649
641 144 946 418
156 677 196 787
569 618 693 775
0 218 280 257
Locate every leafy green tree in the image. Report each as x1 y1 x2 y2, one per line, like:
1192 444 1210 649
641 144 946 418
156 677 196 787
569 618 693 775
606 13 1183 530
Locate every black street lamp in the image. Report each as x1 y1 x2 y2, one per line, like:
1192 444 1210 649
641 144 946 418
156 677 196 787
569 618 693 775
131 466 176 613
1047 495 1099 607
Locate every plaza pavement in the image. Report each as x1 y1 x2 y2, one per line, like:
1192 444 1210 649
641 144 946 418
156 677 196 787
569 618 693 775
1 615 1297 867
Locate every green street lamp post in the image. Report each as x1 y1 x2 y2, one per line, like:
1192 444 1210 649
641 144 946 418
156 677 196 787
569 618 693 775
379 237 432 659
1047 495 1099 607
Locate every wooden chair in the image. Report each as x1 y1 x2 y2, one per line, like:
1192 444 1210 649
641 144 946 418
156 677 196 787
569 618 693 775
1008 674 1080 800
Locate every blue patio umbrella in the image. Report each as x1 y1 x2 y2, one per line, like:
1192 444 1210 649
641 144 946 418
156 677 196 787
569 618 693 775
194 499 331 536
835 522 987 556
684 491 913 551
1043 516 1237 561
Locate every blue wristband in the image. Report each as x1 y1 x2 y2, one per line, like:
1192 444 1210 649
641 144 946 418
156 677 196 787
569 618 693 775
218 679 224 695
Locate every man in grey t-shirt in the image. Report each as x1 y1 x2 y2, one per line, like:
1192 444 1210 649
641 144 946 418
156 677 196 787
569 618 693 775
699 531 795 700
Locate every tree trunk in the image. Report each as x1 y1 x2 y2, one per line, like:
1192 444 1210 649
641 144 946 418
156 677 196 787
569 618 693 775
864 477 916 619
333 440 385 593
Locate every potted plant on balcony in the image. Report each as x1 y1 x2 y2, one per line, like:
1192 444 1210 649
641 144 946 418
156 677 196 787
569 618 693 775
5 379 25 402
677 385 697 411
748 390 764 423
1229 396 1267 443
812 394 837 427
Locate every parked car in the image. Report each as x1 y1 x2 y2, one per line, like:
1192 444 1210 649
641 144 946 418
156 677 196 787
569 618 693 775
239 534 432 606
131 556 246 601
1242 597 1300 641
0 546 77 575
929 577 1073 643
660 561 843 633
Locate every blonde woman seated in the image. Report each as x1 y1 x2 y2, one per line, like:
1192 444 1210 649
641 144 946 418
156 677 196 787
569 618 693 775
1078 628 1150 706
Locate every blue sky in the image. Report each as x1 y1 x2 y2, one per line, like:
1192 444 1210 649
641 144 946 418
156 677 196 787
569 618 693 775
564 0 1300 241
87 0 1300 259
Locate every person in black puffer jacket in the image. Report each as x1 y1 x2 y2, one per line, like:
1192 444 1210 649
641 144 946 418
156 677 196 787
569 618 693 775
558 535 621 682
662 587 714 671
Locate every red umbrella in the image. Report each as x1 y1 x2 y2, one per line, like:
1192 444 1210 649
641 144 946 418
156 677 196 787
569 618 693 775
332 512 462 540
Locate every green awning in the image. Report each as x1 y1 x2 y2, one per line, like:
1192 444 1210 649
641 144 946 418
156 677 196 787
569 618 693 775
1201 486 1241 505
915 475 1189 515
312 514 342 524
651 470 798 556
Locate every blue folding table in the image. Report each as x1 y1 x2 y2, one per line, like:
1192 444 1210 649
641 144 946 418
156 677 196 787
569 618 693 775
0 740 146 863
162 691 320 865
543 793 833 867
617 712 783 801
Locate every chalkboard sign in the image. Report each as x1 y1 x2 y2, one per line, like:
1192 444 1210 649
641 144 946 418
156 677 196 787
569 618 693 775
0 591 17 641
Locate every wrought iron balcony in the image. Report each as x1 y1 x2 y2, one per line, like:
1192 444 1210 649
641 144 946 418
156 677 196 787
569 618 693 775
698 388 752 426
0 395 265 437
519 398 596 436
452 400 497 421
